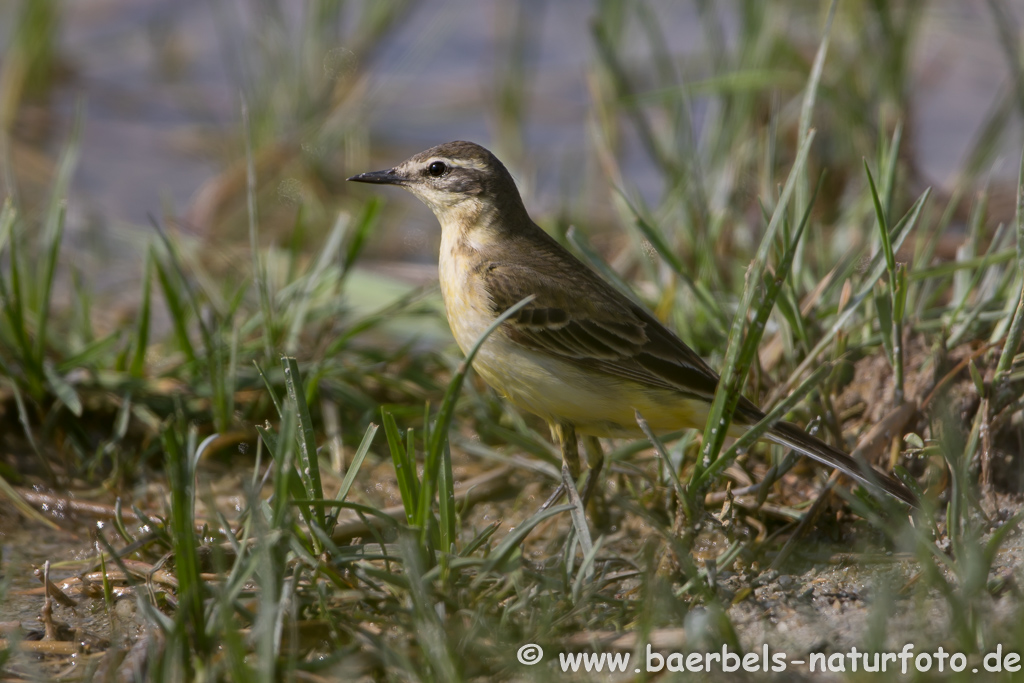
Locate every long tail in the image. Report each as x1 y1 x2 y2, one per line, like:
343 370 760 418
765 420 918 507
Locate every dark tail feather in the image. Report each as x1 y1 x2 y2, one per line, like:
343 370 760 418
766 421 919 508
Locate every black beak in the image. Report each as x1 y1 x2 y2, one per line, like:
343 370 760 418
347 168 406 185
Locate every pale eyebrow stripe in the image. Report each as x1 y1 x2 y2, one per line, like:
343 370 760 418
432 157 487 171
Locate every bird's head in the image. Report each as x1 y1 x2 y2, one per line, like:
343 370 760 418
348 141 526 227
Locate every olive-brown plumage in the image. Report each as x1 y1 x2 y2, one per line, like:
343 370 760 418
349 141 917 507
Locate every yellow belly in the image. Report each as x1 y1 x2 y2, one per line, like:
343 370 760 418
471 336 712 437
442 283 711 436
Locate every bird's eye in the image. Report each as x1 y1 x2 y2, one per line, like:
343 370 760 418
428 161 448 177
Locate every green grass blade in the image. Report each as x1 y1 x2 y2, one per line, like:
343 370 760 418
461 521 500 557
32 103 81 371
629 68 802 105
8 377 53 481
397 529 460 681
571 535 604 603
281 356 325 530
479 504 573 578
256 411 311 532
254 359 284 418
42 361 81 417
984 513 1023 571
695 174 822 493
130 249 154 377
382 409 419 525
635 409 686 504
591 19 678 180
996 145 1024 380
284 211 348 354
57 329 120 372
786 188 930 392
336 422 378 506
0 470 61 530
437 440 457 557
874 284 895 362
70 267 94 346
148 216 216 358
326 422 378 534
948 221 1010 347
702 360 834 487
343 196 381 277
224 322 239 431
164 422 210 657
689 129 816 501
242 99 275 360
865 145 908 406
620 195 729 334
154 257 197 364
0 297 32 387
2 215 36 390
795 0 836 216
34 199 65 372
910 249 1016 281
864 161 896 276
416 295 536 540
882 120 904 223
0 198 13 253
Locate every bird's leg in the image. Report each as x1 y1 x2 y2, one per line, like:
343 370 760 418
542 429 604 511
537 421 580 510
580 435 605 508
552 422 594 557
553 422 581 479
539 422 578 511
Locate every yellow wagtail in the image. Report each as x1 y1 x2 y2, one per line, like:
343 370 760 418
349 141 917 508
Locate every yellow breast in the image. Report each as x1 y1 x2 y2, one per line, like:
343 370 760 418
437 225 494 355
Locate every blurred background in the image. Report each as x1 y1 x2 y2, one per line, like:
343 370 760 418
4 4 1024 677
2 0 1023 343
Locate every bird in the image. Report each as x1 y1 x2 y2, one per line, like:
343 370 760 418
348 140 917 511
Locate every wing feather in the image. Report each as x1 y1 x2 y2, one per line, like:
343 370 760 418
482 255 724 406
474 236 917 506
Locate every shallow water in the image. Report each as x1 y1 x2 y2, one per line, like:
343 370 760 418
2 1 1019 240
